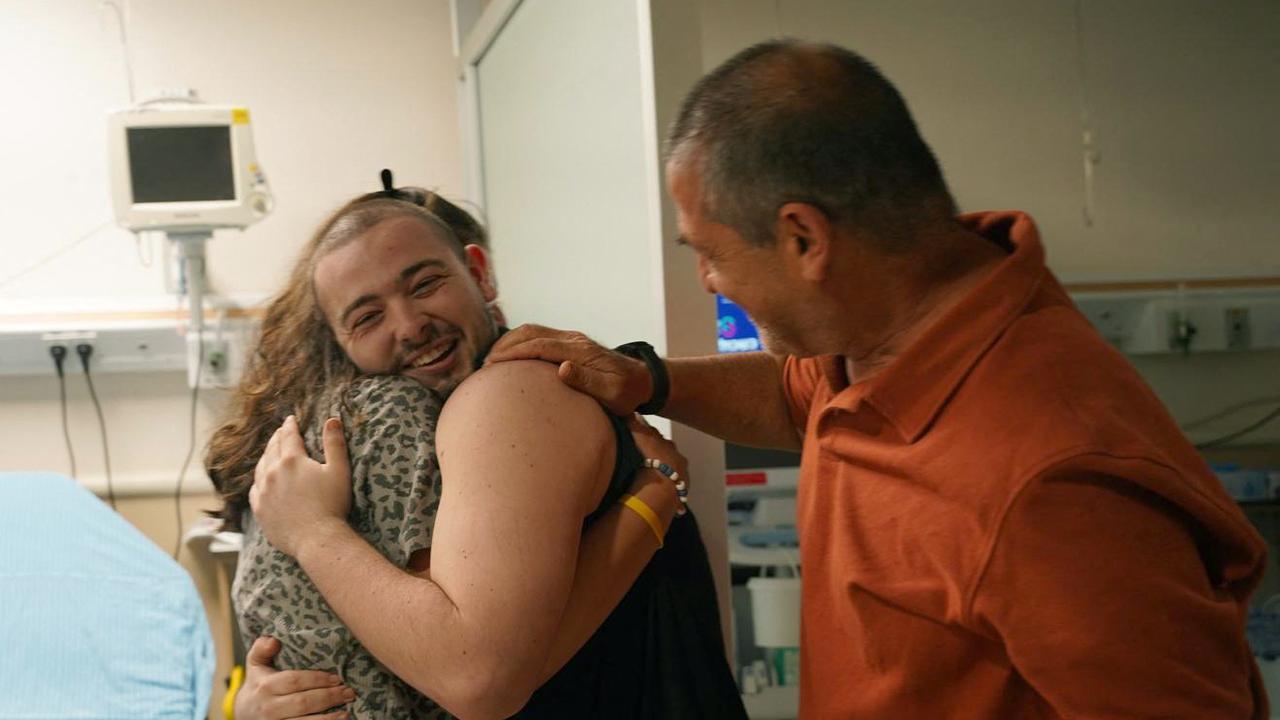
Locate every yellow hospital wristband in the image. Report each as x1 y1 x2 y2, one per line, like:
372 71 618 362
621 493 665 549
223 664 244 719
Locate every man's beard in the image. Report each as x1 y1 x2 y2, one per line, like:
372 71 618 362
431 314 504 401
756 320 796 357
472 317 508 369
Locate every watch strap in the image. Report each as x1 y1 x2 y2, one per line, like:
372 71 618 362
613 341 670 415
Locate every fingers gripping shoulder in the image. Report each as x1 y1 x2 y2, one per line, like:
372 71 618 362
438 360 615 499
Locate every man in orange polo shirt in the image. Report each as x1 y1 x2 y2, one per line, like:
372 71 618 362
488 40 1267 717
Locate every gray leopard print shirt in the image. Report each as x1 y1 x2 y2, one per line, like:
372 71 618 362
233 375 453 719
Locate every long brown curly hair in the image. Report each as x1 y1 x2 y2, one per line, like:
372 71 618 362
205 187 490 531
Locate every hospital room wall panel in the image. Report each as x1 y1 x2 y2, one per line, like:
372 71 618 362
0 0 465 492
697 0 1280 282
0 0 464 304
0 367 230 494
476 0 659 344
0 3 466 716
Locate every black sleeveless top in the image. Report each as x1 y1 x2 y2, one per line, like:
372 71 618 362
511 411 748 719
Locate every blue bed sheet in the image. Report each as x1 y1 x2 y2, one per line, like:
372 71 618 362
0 472 213 719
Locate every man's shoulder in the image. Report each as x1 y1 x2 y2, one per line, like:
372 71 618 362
944 298 1210 499
438 360 617 507
442 360 612 441
451 359 594 409
972 303 1166 443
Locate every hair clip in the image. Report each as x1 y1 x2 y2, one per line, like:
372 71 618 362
374 168 430 208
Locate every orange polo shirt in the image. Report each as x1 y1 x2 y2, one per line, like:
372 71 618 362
783 211 1267 718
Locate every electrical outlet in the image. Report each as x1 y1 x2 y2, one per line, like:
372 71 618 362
193 335 231 388
1092 309 1126 346
1167 310 1198 354
42 331 96 374
42 330 98 349
1075 297 1144 350
1225 308 1251 350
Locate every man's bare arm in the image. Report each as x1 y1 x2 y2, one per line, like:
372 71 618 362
664 353 800 450
404 482 674 692
403 420 683 689
486 325 801 451
264 361 646 719
535 467 676 683
405 423 683 688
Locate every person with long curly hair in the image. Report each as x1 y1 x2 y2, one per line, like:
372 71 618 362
207 180 745 719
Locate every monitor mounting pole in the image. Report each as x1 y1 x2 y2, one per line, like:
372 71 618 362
168 230 212 387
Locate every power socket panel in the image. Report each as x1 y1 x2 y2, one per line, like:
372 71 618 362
197 336 231 388
1074 288 1280 355
185 329 246 389
1225 307 1252 350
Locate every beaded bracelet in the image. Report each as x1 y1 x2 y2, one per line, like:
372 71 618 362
643 458 688 516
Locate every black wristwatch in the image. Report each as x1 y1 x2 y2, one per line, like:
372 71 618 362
613 341 670 416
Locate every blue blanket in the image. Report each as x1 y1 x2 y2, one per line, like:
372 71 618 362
0 472 213 719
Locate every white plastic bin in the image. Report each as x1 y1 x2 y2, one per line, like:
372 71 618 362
747 576 801 648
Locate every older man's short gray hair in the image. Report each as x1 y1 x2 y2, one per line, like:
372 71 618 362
666 40 957 250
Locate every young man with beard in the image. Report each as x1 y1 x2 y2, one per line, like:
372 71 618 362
210 186 744 719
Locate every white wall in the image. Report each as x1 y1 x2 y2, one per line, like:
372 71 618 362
0 0 464 493
698 0 1280 283
476 0 660 345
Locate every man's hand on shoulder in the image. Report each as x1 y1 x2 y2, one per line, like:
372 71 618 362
442 358 615 515
447 357 611 436
484 325 654 417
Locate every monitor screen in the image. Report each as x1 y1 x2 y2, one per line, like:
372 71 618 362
717 294 761 353
126 126 235 203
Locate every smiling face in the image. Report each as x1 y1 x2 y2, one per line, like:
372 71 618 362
668 159 816 357
313 215 499 397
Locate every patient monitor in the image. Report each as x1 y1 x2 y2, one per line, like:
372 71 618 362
108 103 272 231
107 100 272 386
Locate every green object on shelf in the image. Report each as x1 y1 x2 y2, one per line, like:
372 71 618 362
771 647 800 687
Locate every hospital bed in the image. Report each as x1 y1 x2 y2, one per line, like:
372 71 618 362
0 472 214 719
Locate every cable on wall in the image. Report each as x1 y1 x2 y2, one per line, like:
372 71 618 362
49 346 77 480
1195 405 1280 450
173 332 203 560
76 344 117 511
135 231 155 268
1072 0 1100 227
1182 396 1280 432
0 222 114 292
100 0 136 105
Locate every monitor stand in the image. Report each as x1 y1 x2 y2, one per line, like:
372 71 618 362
167 230 213 388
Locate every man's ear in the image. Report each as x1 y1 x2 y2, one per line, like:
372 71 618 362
777 202 834 283
464 244 498 302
